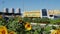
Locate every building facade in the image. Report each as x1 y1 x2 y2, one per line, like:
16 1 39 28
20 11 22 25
23 10 42 18
23 9 60 19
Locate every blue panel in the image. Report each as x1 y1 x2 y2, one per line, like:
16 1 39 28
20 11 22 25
54 16 60 18
42 9 47 16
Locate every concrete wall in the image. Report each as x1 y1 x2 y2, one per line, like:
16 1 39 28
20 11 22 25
23 10 41 17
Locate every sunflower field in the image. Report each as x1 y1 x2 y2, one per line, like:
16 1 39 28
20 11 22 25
0 15 60 34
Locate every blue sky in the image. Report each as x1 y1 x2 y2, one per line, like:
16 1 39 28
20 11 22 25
0 0 60 12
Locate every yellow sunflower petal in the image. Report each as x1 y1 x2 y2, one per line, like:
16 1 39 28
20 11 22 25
57 30 60 34
0 26 8 34
0 15 2 19
51 30 57 34
9 31 16 34
51 30 60 34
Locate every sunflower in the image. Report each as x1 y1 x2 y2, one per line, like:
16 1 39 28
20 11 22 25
57 30 60 34
0 26 8 34
51 30 58 34
0 15 2 19
9 31 16 34
25 22 32 31
51 30 60 34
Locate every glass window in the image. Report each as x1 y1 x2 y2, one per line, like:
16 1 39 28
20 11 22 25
42 9 47 16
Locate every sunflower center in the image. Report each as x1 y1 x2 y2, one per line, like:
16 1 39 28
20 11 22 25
2 30 5 34
27 25 30 27
10 33 14 34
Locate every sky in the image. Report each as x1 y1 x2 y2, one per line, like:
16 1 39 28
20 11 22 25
0 0 60 12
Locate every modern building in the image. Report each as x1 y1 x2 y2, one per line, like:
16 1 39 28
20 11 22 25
48 10 60 19
15 8 21 15
23 9 60 19
0 8 21 17
3 8 9 13
23 10 42 18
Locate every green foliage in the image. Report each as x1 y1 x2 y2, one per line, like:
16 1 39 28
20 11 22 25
40 18 50 23
22 17 31 22
32 18 41 23
49 19 56 24
49 18 60 24
55 18 60 24
0 16 60 34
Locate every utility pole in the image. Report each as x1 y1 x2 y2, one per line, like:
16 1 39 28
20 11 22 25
2 0 5 18
2 0 5 10
23 0 24 12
